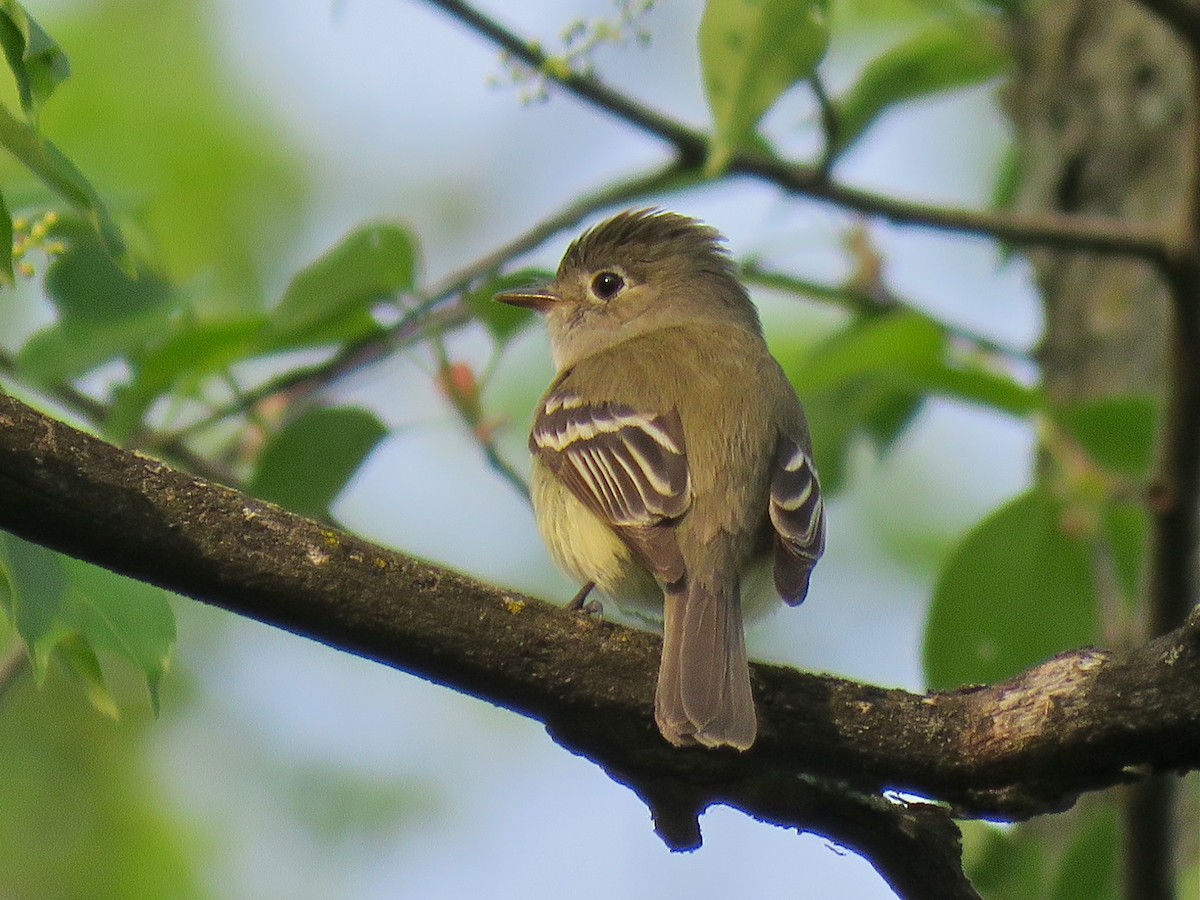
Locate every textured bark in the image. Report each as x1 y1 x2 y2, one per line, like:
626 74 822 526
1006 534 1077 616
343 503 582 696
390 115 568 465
4 391 1200 900
1008 2 1198 896
1009 0 1188 408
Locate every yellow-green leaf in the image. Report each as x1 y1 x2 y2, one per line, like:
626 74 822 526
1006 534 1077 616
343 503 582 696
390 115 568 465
0 533 176 712
62 560 177 715
924 489 1099 689
699 0 829 175
0 0 71 119
0 532 69 680
832 21 1008 159
54 632 119 720
264 221 417 350
469 267 552 344
0 101 126 262
1056 395 1157 477
250 406 389 519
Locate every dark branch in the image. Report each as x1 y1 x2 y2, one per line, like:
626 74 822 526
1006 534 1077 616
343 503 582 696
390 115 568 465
1131 0 1200 59
4 393 1200 895
1122 12 1200 895
424 0 1171 261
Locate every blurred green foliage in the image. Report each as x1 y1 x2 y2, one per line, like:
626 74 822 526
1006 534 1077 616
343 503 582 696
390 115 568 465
0 618 209 900
0 0 306 304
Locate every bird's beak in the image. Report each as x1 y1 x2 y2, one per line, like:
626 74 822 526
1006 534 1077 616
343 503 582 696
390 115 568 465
494 284 560 312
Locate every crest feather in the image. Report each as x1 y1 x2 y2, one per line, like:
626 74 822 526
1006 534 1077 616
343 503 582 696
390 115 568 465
560 208 735 280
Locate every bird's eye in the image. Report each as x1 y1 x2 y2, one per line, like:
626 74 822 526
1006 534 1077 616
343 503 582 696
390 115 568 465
591 271 624 300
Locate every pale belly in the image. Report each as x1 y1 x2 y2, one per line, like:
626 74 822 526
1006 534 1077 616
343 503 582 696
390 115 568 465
531 462 660 607
530 462 780 622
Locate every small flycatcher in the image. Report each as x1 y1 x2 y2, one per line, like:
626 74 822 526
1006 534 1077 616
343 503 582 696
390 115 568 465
497 209 825 750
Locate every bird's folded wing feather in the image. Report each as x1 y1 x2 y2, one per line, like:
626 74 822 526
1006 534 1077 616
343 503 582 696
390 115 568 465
769 434 826 605
531 390 691 586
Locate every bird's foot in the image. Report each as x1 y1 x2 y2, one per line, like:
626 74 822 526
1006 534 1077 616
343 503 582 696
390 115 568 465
566 581 603 618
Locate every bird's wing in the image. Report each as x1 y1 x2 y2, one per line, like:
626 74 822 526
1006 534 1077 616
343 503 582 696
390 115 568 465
531 389 692 587
769 434 826 605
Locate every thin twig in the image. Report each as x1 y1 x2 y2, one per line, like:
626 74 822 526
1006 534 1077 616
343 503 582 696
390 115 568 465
1150 260 1200 638
0 350 237 484
810 73 839 179
741 261 1031 363
148 159 693 446
741 153 1170 258
422 0 1172 262
427 0 707 160
483 443 529 500
150 302 472 449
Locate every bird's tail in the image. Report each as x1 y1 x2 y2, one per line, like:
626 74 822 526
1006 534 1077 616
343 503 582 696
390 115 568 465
655 579 756 750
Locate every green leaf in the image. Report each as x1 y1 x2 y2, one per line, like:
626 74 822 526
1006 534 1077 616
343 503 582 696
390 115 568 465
924 489 1099 689
0 532 69 679
832 21 1008 158
699 0 830 174
16 217 175 384
39 217 169 324
801 380 924 492
1057 395 1157 477
134 315 267 388
791 311 1041 492
61 560 176 714
961 822 1047 900
467 267 551 344
0 101 125 261
0 0 71 119
1049 807 1118 900
798 310 944 391
0 533 176 711
798 310 1041 416
106 314 268 441
796 313 944 491
1103 502 1148 610
54 631 119 719
992 143 1023 212
250 407 389 519
264 222 417 349
923 361 1041 417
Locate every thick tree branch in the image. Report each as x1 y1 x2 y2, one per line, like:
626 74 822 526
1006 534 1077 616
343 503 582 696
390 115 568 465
423 0 1171 261
3 392 1200 895
1122 8 1200 893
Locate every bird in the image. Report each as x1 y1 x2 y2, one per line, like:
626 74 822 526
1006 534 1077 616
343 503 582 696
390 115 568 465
495 208 825 750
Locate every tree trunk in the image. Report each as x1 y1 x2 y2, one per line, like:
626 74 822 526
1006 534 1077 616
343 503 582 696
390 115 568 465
1007 1 1196 896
